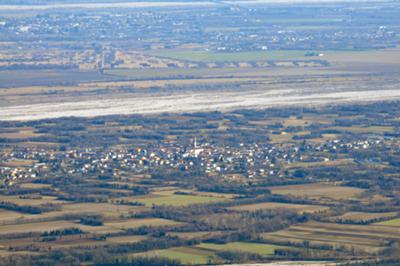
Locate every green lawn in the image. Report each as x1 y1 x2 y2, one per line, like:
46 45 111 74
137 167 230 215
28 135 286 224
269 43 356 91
136 194 226 207
197 242 279 255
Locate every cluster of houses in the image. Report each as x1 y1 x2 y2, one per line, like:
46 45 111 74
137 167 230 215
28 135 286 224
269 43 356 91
0 135 389 187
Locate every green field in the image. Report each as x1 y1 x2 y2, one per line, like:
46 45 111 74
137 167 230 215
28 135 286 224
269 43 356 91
135 247 216 265
197 242 278 255
376 218 400 227
136 194 226 207
147 50 308 62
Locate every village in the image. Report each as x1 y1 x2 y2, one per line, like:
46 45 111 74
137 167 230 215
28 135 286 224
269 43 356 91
0 128 390 188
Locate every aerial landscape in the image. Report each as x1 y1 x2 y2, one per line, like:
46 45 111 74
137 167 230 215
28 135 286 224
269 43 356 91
0 0 400 265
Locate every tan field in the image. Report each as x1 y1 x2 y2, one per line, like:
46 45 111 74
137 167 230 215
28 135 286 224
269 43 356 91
229 202 329 214
103 218 184 230
262 221 400 253
0 195 65 206
267 183 364 200
329 212 398 223
0 220 81 235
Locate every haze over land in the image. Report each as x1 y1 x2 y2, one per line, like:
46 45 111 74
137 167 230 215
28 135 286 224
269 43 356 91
1 1 400 265
0 0 399 121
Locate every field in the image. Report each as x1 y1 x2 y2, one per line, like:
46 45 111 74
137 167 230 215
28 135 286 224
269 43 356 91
103 218 183 230
262 221 400 253
135 242 283 264
0 220 81 236
0 195 65 206
329 212 398 223
283 159 355 170
19 183 52 189
0 160 37 167
105 66 334 79
0 128 43 139
167 231 225 240
147 50 309 62
151 188 238 199
61 203 146 218
0 210 26 224
267 183 365 200
376 218 400 227
197 242 280 256
134 194 227 207
0 216 181 237
229 202 329 214
329 126 395 134
134 246 217 265
106 235 147 244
